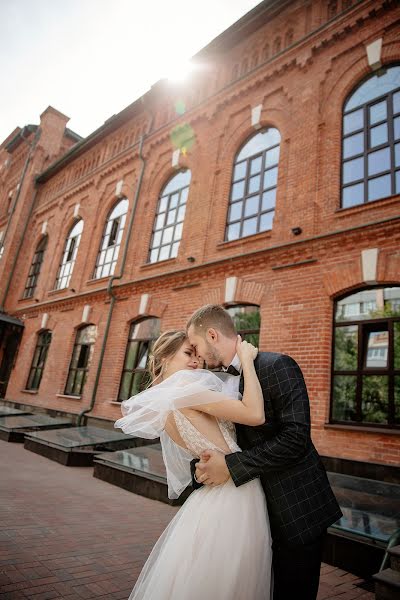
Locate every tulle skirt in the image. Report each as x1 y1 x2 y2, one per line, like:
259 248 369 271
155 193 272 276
129 477 273 600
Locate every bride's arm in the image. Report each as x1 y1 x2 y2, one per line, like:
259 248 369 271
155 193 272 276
190 337 265 426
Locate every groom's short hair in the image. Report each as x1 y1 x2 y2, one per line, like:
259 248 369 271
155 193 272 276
187 304 237 338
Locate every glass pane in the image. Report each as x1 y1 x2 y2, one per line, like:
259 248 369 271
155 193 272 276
177 205 186 221
361 376 388 423
244 196 259 217
370 123 388 148
226 222 240 241
180 187 189 204
155 213 165 230
74 370 85 395
237 128 281 161
228 201 242 222
262 189 276 211
395 143 400 168
334 326 358 370
169 192 179 209
233 161 246 181
342 182 364 207
332 375 357 421
365 330 388 368
394 116 400 141
130 371 147 396
394 91 400 115
248 175 261 194
250 156 262 175
159 246 170 261
343 133 364 159
343 109 363 135
166 209 176 225
163 170 191 194
368 174 391 202
119 372 133 401
394 323 400 370
343 157 364 184
124 341 139 370
396 171 400 194
263 167 278 189
131 318 160 341
260 211 274 231
242 217 257 237
231 180 245 201
368 147 390 176
265 146 280 167
171 242 180 257
345 66 400 112
162 227 173 245
395 376 400 425
369 101 387 125
158 196 168 212
152 230 162 248
174 222 183 241
149 248 158 263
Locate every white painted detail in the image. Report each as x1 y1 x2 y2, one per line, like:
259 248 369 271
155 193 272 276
73 203 80 218
139 293 149 315
251 104 263 129
225 277 238 303
41 221 48 235
366 38 382 71
41 313 49 329
172 149 180 169
82 304 91 322
361 248 379 283
115 180 124 197
8 190 13 198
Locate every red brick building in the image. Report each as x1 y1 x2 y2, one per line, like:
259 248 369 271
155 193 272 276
0 0 399 473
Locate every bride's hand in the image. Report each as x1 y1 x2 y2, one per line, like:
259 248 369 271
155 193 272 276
236 335 258 364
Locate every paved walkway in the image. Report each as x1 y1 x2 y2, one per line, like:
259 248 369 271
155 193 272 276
0 439 374 599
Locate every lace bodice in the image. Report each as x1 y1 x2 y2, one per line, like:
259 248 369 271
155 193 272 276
172 410 241 457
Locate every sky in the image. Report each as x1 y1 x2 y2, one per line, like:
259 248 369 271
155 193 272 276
0 0 260 143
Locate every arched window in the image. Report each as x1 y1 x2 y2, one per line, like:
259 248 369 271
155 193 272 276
341 64 400 208
226 128 280 241
55 220 83 289
226 304 260 346
93 198 128 279
64 325 96 396
148 170 191 263
273 37 281 54
26 330 52 390
118 317 161 400
331 286 400 428
23 236 48 299
285 29 294 47
262 44 270 61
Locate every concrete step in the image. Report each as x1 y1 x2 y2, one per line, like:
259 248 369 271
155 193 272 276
373 567 400 600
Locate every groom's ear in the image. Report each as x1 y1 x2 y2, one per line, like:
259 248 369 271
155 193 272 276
207 327 218 343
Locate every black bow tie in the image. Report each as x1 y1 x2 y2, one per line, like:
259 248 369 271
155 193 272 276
225 365 240 376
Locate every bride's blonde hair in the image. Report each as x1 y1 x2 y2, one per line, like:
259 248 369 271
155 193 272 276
147 330 188 385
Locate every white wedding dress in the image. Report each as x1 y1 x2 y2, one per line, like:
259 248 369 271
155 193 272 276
114 369 272 600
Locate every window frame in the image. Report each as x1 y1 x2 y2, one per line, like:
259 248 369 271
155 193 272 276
23 236 48 299
341 64 400 208
117 317 161 401
64 325 96 397
25 330 52 390
330 287 400 429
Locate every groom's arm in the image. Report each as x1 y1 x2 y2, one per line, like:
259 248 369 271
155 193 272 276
225 354 311 487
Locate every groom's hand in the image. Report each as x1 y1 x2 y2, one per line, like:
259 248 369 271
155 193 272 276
196 450 230 486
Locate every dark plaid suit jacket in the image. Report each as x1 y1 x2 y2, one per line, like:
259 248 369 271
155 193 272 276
191 352 342 548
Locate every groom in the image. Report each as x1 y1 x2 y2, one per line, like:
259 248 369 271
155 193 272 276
186 304 342 600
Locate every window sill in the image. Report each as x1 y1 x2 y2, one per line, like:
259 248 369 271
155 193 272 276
48 288 70 297
140 257 177 270
20 389 38 394
216 229 272 251
108 401 122 405
335 194 400 217
86 276 112 286
324 423 399 435
56 393 82 400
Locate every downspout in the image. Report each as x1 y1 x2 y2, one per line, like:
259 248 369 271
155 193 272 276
77 105 154 426
0 128 41 311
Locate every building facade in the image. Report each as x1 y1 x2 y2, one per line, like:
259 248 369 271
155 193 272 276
0 0 399 471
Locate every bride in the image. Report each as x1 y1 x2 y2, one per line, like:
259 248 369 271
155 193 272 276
114 330 272 600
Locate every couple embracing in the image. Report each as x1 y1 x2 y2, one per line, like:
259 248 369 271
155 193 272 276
115 304 342 600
